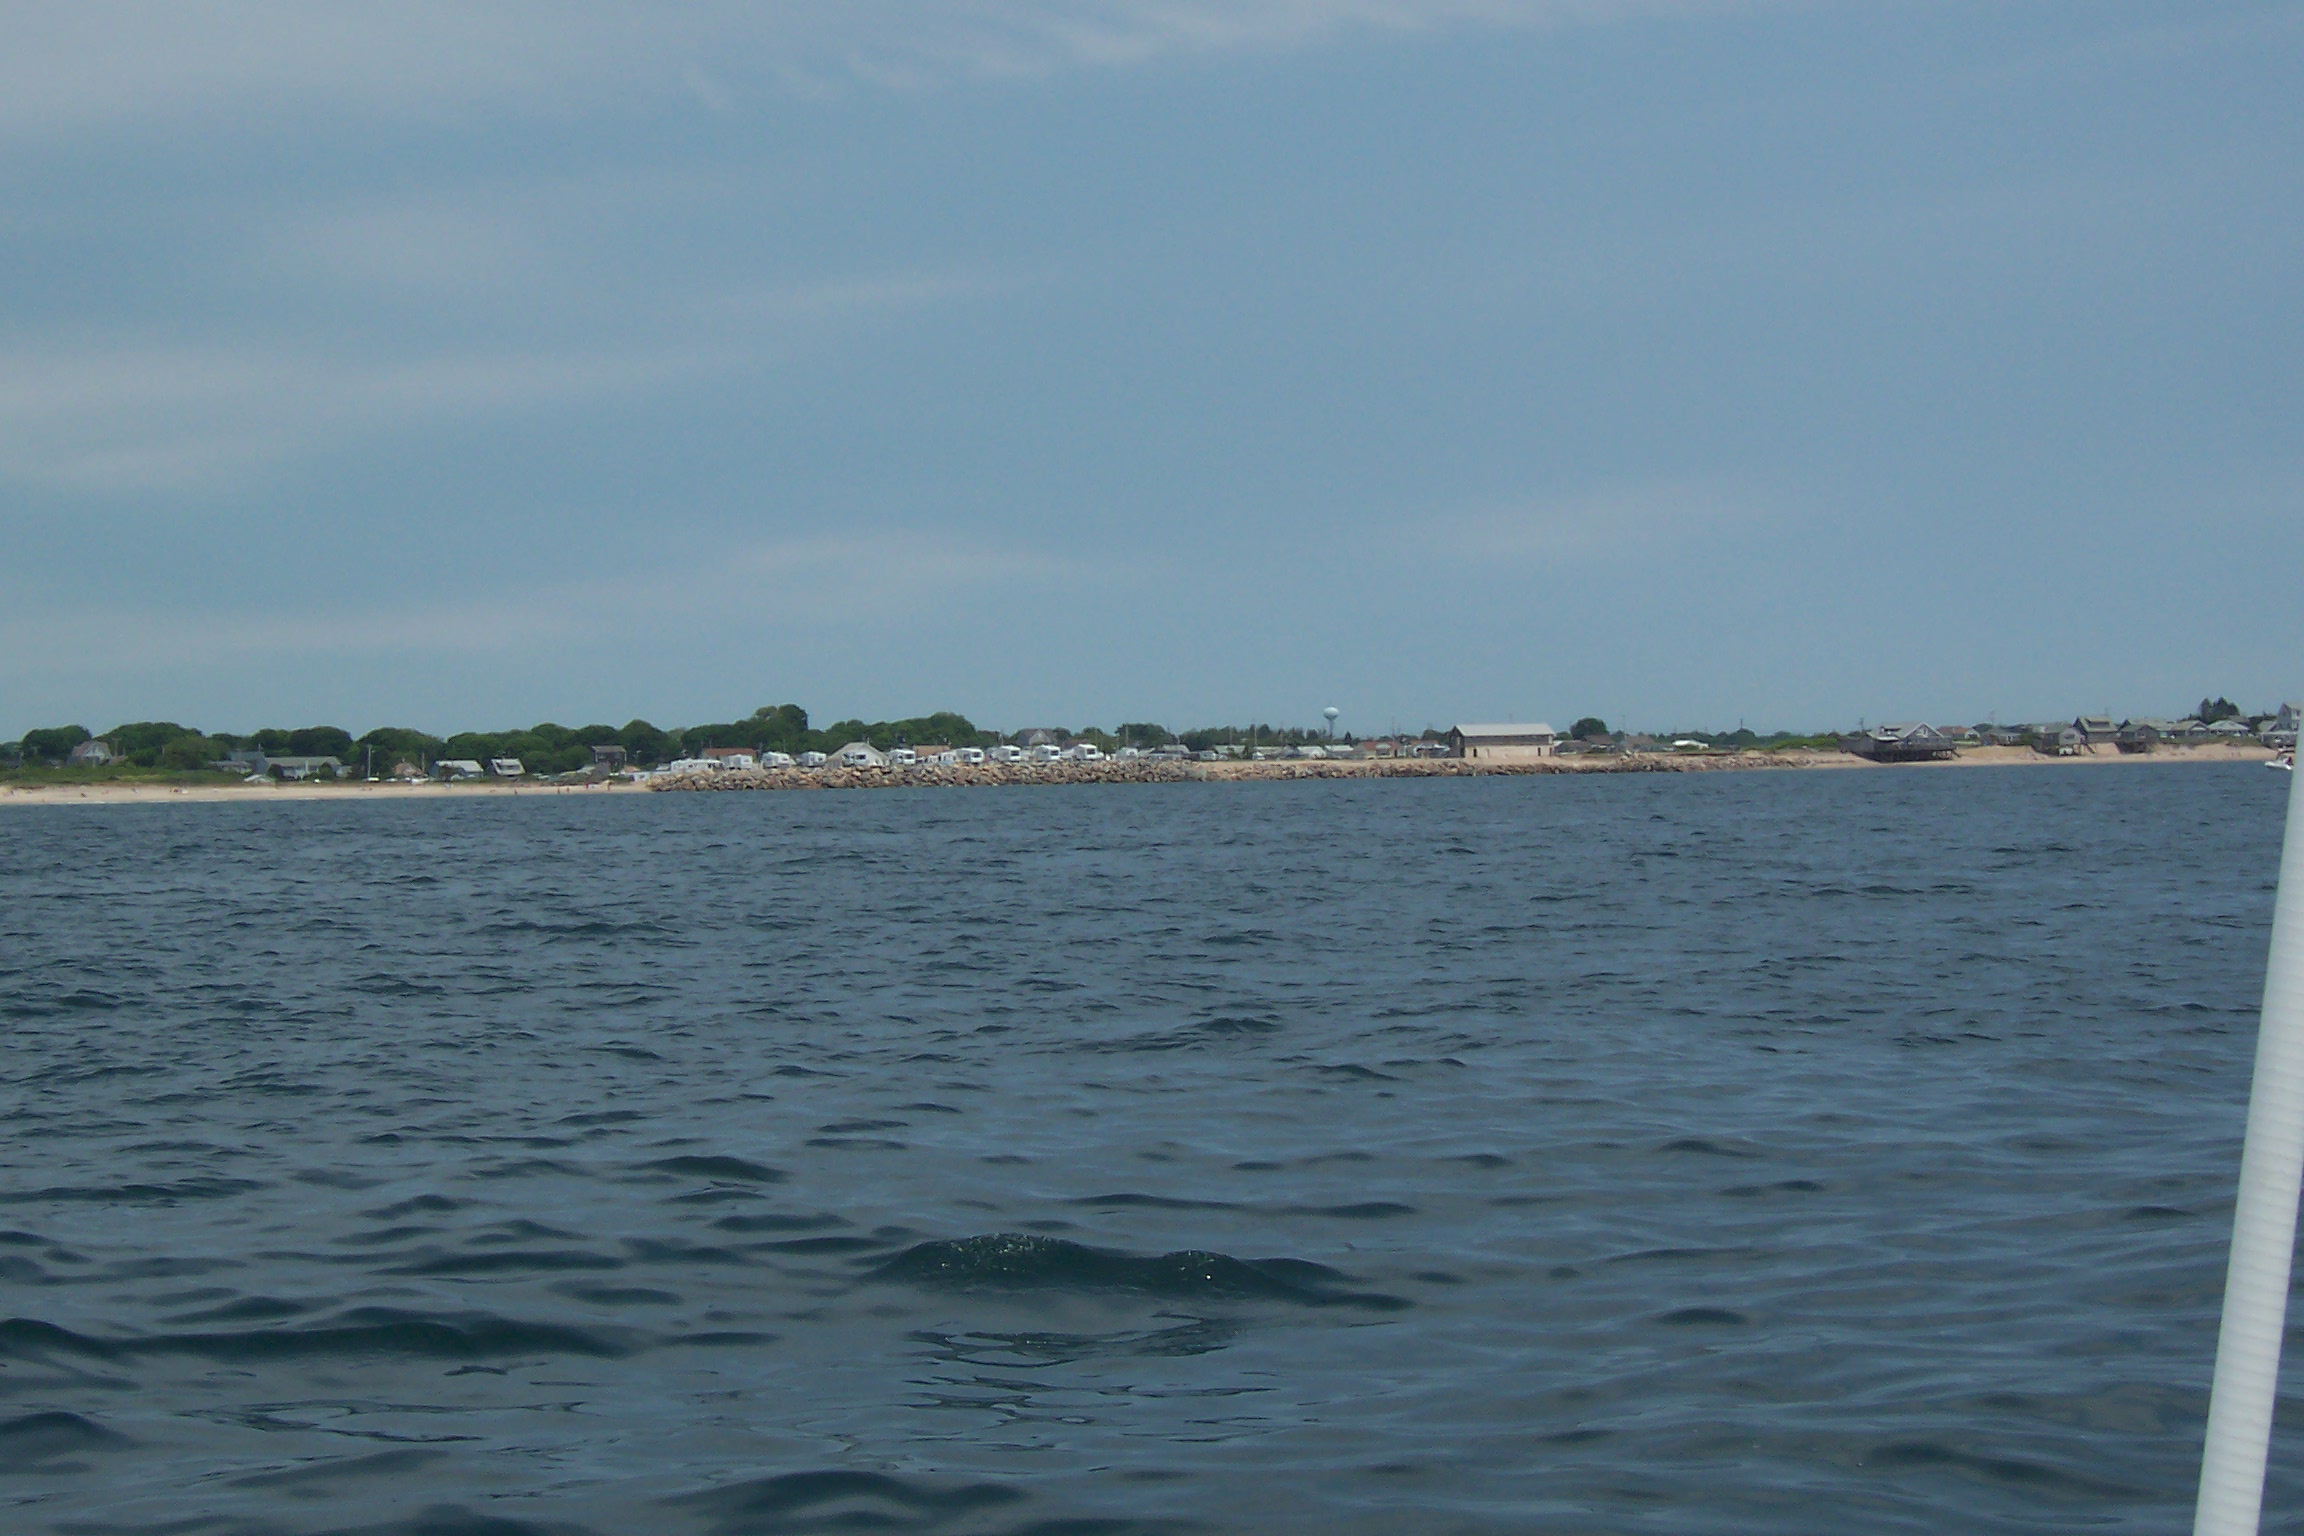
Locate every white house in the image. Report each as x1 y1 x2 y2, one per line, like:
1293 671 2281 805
1447 723 1558 761
488 758 526 777
836 741 889 768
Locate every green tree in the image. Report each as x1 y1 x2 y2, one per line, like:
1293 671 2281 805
618 720 672 765
1571 717 1609 741
286 727 355 759
158 735 224 771
20 725 90 762
102 721 201 766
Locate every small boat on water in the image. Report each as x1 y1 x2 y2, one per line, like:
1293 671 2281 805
2271 749 2294 771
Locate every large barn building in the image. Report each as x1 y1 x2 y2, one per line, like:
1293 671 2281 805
1447 723 1558 762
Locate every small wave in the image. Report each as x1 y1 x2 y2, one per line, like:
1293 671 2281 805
869 1234 1409 1310
226 1447 449 1489
1196 1015 1283 1034
367 1194 469 1219
644 1155 785 1184
0 1409 130 1462
1863 1439 2147 1498
552 1282 682 1306
711 1213 845 1234
1066 1193 1238 1211
1 1176 264 1205
1659 1137 1760 1158
1282 1202 1418 1220
387 1249 625 1277
1 988 123 1019
667 1469 1024 1530
0 1308 631 1362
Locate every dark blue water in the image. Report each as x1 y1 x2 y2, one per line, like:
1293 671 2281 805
2 765 2295 1534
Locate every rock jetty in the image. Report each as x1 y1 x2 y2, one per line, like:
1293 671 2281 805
645 753 1812 792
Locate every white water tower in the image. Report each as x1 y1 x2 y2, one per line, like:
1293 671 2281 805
1323 706 1340 738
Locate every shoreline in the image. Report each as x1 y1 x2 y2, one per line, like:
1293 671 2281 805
0 742 2276 806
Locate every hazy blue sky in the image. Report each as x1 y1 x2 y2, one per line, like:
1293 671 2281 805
4 1 2298 737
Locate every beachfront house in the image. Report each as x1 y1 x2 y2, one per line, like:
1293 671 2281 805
589 744 627 771
836 741 888 768
65 739 116 766
433 759 486 780
2268 704 2301 749
2208 718 2254 739
1447 723 1558 761
1980 726 2027 747
2116 720 2172 754
2074 716 2118 747
2035 727 2083 756
1841 723 1959 762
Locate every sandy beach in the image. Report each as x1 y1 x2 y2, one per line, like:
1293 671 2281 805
2 741 2276 807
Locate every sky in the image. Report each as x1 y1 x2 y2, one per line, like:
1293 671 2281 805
2 0 2299 739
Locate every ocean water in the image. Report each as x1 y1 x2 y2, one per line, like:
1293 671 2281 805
2 764 2296 1535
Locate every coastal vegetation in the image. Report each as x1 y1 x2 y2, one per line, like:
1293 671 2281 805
5 698 2288 782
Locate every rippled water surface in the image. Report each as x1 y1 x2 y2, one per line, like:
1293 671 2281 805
3 766 2298 1534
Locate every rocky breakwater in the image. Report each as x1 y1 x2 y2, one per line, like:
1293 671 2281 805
646 752 1806 792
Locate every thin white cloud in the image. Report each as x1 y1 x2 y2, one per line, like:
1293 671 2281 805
0 2 1743 136
0 527 1108 682
1420 479 1762 566
0 267 984 494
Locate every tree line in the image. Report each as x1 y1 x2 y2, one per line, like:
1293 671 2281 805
8 708 1410 777
21 700 2270 777
7 706 1453 777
